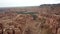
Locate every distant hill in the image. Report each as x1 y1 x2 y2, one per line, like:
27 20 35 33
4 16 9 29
0 4 60 14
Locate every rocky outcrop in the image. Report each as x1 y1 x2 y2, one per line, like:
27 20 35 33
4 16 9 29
0 12 59 34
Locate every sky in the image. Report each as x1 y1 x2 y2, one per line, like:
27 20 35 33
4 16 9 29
0 0 60 7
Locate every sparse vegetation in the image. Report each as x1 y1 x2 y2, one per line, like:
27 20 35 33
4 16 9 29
16 12 38 20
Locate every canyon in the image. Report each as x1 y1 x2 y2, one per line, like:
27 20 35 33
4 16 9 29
0 4 60 34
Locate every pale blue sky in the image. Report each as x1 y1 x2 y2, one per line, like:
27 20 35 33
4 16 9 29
0 0 60 7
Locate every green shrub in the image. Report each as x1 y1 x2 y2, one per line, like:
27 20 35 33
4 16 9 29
16 12 38 20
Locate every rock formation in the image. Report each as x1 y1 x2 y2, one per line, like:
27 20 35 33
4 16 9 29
0 4 60 34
